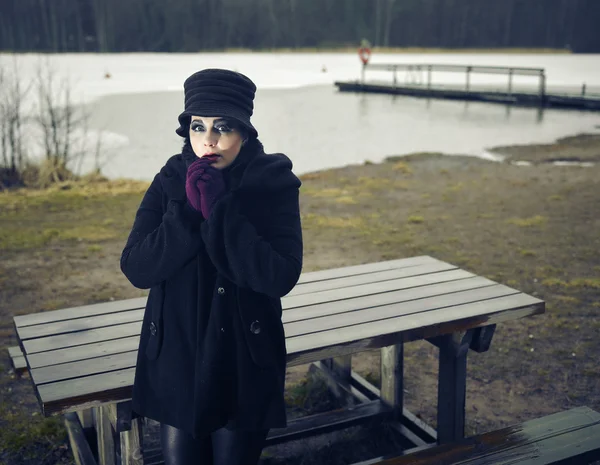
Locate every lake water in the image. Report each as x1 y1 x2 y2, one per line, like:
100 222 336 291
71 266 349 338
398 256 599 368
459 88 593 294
2 52 600 179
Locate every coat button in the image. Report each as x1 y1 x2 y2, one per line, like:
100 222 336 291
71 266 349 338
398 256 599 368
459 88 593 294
149 322 157 336
217 287 225 295
250 320 261 335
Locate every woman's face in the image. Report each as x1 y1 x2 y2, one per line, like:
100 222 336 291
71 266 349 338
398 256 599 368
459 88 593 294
189 116 245 169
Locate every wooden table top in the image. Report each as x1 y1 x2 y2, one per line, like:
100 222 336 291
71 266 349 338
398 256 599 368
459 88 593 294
13 255 544 416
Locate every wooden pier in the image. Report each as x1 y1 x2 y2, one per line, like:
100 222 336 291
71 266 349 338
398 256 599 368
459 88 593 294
335 63 600 111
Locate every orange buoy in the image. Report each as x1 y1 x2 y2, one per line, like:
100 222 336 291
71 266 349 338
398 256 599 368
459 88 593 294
358 47 371 65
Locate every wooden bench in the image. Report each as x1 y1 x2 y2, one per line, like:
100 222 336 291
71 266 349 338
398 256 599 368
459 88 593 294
13 255 547 465
353 406 600 465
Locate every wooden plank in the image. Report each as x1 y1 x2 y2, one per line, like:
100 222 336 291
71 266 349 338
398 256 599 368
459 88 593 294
119 417 144 465
265 399 392 446
350 371 379 399
284 262 462 308
12 355 27 373
295 256 438 285
288 370 426 454
436 331 472 444
283 272 485 323
77 409 94 429
284 284 519 338
12 265 464 344
8 345 27 374
353 407 600 465
96 404 116 465
34 294 543 415
288 260 456 296
27 284 512 386
24 271 480 351
309 360 367 405
19 270 474 349
525 422 600 465
63 412 98 465
20 272 480 355
8 345 24 359
38 368 134 416
388 423 429 450
18 309 144 340
332 355 354 403
380 345 403 421
32 350 138 385
13 297 147 328
22 321 142 354
13 257 438 330
469 324 496 353
286 293 544 365
27 336 140 369
323 355 353 405
400 409 438 445
350 371 438 444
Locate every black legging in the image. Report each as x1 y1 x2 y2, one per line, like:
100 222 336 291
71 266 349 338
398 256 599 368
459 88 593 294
160 422 269 465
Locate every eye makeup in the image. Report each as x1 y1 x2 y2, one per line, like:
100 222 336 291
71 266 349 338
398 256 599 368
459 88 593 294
190 118 236 134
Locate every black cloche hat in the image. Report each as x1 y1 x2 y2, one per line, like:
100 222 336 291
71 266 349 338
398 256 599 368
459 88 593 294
175 68 258 138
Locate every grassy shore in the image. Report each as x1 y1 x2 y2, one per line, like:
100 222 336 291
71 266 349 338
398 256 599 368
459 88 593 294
1 133 599 464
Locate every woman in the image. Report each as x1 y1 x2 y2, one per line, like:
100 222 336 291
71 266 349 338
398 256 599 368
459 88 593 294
120 69 303 465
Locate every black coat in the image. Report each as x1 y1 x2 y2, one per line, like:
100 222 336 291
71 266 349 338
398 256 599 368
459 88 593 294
120 140 303 437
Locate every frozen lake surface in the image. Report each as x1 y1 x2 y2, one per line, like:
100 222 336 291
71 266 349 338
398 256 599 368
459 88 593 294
2 52 599 179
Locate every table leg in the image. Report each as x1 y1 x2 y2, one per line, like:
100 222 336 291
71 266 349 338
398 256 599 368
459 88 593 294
380 344 404 421
323 355 354 405
77 408 94 429
435 330 475 444
95 405 116 465
119 417 144 465
116 401 144 465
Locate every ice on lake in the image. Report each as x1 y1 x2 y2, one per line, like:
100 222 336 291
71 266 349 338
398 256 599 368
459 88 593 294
1 52 599 179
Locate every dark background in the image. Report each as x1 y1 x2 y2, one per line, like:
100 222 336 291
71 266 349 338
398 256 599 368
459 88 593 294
1 0 599 53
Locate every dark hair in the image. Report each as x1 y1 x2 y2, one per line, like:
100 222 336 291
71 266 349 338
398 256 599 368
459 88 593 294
182 136 193 153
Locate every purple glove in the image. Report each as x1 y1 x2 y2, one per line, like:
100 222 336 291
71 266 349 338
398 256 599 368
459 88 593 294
185 155 225 219
197 165 226 219
185 155 218 213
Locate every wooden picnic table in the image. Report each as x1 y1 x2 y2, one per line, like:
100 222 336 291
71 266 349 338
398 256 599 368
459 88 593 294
13 255 545 465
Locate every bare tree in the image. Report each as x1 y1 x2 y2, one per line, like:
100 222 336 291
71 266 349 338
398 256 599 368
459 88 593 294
0 58 30 188
0 58 105 186
34 60 85 182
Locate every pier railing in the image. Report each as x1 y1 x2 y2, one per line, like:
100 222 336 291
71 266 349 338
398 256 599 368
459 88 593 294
364 63 546 99
337 63 599 110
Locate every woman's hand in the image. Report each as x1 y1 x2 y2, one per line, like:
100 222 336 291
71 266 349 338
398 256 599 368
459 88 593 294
185 155 226 219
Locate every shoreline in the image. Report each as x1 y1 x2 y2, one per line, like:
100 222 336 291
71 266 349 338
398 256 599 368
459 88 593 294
10 130 600 189
485 131 600 164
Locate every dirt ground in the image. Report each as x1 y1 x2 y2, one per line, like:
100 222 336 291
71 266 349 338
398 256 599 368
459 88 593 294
0 132 599 464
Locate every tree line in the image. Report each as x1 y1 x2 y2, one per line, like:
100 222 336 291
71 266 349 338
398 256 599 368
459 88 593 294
0 0 599 53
